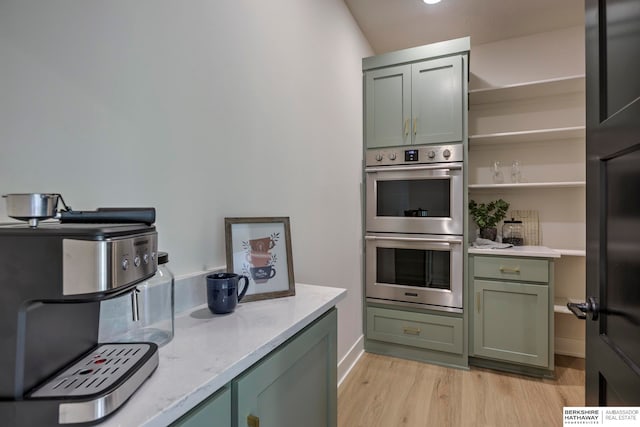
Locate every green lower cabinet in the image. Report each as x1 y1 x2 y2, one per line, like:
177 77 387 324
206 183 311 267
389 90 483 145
367 306 463 354
233 308 337 427
469 254 554 375
473 280 549 367
171 308 337 427
172 385 231 427
365 304 467 369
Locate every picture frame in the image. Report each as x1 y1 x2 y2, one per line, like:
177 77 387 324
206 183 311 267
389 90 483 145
224 217 296 302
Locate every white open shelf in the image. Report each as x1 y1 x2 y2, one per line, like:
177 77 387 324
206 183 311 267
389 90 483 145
469 75 586 105
468 182 586 190
555 249 586 257
554 297 585 315
469 126 585 146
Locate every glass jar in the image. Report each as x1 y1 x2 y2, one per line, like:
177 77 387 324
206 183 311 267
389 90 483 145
502 219 524 246
98 251 175 347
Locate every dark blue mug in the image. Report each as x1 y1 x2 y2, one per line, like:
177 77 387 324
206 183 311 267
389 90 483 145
206 273 249 314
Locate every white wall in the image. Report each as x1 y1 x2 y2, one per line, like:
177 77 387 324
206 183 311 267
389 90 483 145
470 26 585 89
0 1 372 363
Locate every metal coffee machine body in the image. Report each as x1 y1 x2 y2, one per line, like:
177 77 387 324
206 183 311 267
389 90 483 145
0 222 159 426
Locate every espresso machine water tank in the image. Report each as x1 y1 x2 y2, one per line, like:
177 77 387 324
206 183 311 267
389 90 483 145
100 251 175 347
0 222 159 426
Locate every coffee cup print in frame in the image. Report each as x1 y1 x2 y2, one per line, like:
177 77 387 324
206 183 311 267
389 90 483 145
244 234 278 284
225 217 295 302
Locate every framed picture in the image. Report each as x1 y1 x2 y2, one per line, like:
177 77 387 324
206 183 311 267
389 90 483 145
225 217 295 302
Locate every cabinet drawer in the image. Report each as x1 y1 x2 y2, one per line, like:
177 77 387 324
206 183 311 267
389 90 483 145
367 306 463 355
473 256 549 283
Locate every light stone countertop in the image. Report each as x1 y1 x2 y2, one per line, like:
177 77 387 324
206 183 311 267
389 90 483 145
468 245 561 258
100 283 347 427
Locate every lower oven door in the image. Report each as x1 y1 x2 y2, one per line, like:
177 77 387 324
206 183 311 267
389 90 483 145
365 233 463 312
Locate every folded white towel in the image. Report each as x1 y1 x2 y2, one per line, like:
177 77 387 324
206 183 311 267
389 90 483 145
472 238 513 249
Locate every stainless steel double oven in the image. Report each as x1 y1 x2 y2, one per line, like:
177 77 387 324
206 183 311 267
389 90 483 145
365 144 464 312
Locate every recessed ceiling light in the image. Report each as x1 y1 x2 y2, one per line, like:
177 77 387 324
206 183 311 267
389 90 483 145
423 0 441 4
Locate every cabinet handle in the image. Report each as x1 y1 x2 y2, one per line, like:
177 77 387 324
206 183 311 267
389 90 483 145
476 292 481 313
247 414 260 427
404 118 410 136
499 265 520 274
413 118 417 135
403 326 421 335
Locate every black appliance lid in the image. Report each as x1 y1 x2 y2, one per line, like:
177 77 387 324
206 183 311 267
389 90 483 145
157 251 169 264
0 221 156 239
503 218 523 224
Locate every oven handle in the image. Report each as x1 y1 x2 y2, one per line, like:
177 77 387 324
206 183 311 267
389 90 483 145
365 164 462 173
365 236 462 244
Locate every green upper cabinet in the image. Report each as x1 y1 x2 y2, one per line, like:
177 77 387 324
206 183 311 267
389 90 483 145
412 55 463 145
364 54 464 149
365 65 411 148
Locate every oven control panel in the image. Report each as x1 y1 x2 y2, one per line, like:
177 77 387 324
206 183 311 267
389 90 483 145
365 144 463 167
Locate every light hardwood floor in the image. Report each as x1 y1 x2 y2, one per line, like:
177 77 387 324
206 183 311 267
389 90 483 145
338 353 585 427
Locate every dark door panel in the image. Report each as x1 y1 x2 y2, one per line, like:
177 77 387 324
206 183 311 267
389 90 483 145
601 0 640 119
604 149 640 368
585 0 640 406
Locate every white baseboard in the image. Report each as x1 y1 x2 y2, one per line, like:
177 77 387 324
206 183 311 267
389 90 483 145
338 334 365 386
555 337 585 358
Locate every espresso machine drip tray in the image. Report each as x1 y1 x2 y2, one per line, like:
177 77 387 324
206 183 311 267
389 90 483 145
31 343 154 398
25 343 158 425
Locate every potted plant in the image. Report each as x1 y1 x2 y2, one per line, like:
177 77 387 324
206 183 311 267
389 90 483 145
469 199 510 241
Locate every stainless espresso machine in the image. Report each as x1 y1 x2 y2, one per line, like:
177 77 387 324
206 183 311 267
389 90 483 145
0 194 160 425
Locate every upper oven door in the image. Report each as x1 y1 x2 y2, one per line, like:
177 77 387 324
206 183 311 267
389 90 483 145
365 163 463 235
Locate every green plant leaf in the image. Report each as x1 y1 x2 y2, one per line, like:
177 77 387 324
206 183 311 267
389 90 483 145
469 198 510 229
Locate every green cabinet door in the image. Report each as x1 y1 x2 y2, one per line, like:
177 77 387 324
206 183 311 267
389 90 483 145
364 65 411 148
364 55 464 149
473 280 549 367
171 385 231 427
233 308 337 427
412 55 463 145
